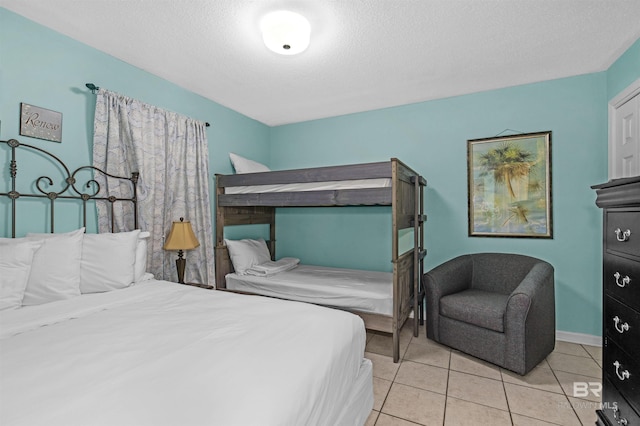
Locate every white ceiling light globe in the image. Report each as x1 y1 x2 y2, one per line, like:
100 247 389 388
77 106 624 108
260 10 310 55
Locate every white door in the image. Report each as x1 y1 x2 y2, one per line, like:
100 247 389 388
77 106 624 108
610 79 640 179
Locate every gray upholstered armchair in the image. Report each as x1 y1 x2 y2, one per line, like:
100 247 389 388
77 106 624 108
425 253 555 375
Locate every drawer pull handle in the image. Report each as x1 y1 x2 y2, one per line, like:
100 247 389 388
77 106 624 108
614 228 631 242
613 360 631 381
613 406 628 425
613 316 630 333
614 272 631 288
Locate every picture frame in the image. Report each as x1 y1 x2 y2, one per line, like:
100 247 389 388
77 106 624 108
467 131 552 238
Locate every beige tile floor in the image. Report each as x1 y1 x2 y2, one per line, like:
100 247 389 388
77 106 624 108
364 324 603 426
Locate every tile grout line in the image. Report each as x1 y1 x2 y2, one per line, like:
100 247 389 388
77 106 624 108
373 332 414 425
441 338 453 426
544 365 584 425
499 369 516 426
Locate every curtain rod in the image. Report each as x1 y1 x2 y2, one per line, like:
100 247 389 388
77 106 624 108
85 83 210 127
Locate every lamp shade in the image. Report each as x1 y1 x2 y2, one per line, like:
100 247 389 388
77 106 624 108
260 10 310 55
163 218 200 251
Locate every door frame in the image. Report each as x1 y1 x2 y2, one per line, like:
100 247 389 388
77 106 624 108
609 77 640 179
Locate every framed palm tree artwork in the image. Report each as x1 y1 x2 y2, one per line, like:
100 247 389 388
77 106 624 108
467 131 552 238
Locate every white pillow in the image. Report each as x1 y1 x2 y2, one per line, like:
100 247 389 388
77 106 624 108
139 272 155 282
229 152 271 174
135 231 151 283
0 239 42 310
80 230 141 293
23 228 85 306
224 238 271 275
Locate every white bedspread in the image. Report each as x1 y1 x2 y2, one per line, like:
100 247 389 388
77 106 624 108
227 264 393 316
0 280 369 426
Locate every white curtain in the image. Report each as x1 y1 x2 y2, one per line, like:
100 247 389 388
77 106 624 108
92 88 214 285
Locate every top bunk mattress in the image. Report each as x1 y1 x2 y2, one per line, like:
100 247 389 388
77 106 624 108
226 264 393 316
224 178 391 194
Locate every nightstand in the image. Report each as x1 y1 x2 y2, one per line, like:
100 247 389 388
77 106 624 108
181 282 214 290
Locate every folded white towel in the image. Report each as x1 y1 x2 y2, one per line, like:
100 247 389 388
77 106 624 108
245 257 300 277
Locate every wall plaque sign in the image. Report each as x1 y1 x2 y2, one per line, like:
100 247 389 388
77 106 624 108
19 103 62 143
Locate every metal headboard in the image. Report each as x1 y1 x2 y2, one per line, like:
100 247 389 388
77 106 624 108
1 138 138 237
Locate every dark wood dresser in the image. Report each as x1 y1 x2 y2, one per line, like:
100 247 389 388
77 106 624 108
593 176 640 426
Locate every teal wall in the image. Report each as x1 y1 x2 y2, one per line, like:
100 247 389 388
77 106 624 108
2 7 638 337
0 8 269 236
268 37 639 337
607 37 640 101
269 74 609 337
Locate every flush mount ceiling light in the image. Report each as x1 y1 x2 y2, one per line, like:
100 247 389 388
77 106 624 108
260 10 310 55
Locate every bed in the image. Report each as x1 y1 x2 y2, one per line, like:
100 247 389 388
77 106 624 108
226 264 394 316
0 139 373 426
215 153 427 362
0 281 372 426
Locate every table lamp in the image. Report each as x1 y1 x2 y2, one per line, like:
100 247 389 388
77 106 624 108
163 217 200 284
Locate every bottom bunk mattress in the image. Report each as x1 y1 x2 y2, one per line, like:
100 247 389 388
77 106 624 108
0 280 373 426
226 264 393 316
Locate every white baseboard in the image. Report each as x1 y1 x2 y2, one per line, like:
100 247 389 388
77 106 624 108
556 330 602 347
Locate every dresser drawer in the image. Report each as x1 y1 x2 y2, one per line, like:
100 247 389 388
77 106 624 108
600 377 640 426
605 210 640 259
605 296 640 356
605 339 640 414
605 254 640 310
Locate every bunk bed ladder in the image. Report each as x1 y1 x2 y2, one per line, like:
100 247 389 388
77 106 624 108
411 174 428 337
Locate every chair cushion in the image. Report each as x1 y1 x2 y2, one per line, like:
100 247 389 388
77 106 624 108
439 289 509 333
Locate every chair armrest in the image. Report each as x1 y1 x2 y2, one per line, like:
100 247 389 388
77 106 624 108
504 262 555 324
504 262 555 372
506 262 554 307
424 255 473 340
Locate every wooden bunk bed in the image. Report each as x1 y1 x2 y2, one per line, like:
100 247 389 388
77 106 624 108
215 158 426 362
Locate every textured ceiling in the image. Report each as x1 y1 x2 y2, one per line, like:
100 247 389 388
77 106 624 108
2 0 640 126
